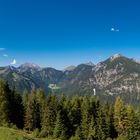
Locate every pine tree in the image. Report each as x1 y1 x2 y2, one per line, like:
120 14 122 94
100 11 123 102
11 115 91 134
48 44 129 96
53 110 67 140
9 87 24 128
41 93 58 137
103 101 117 139
88 116 96 140
53 94 70 139
124 105 140 139
68 96 82 136
22 89 28 128
114 96 126 136
22 89 28 108
80 96 91 139
24 90 38 131
96 106 107 140
0 80 10 126
109 105 118 139
35 89 46 130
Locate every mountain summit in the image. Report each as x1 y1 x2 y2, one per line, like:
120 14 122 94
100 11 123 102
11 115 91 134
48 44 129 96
110 53 123 61
19 63 41 69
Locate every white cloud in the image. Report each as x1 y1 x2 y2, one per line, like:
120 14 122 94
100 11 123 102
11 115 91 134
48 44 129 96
10 59 17 65
3 54 8 57
111 28 115 32
0 48 5 51
111 27 119 32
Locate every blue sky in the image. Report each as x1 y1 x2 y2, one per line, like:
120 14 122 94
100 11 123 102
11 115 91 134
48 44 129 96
0 0 140 69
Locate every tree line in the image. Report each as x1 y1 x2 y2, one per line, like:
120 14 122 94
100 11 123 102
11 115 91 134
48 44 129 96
0 80 140 140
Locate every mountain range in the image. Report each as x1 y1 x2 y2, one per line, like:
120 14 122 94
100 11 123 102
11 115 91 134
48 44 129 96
1 54 140 104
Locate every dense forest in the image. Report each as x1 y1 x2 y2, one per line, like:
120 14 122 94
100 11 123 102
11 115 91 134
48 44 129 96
0 80 140 140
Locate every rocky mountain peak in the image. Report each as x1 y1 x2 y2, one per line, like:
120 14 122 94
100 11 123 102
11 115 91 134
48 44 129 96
110 54 123 61
19 63 41 69
85 61 95 66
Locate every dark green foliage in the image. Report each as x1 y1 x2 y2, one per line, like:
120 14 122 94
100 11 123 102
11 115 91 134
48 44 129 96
53 110 68 140
0 80 24 128
24 90 40 131
68 96 82 136
22 89 28 107
0 80 10 126
53 94 72 139
114 96 126 135
8 87 24 128
124 105 140 140
36 89 46 130
80 96 91 138
1 80 140 139
41 93 58 137
88 116 96 139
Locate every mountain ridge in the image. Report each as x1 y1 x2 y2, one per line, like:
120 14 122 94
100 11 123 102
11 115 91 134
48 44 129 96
0 54 140 104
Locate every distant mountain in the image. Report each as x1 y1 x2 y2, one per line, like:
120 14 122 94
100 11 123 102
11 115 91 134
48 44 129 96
84 61 95 66
0 64 63 93
64 65 76 71
80 54 140 104
58 64 94 94
18 63 41 72
1 55 140 104
0 65 37 93
89 54 140 95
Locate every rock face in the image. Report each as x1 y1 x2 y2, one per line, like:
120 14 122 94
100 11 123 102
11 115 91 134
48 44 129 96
1 55 140 102
85 55 140 96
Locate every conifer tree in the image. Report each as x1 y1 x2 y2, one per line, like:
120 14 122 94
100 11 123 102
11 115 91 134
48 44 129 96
0 80 10 126
35 89 46 130
124 105 140 139
9 87 24 128
41 93 58 137
88 116 96 139
103 101 117 139
80 96 91 139
114 96 126 136
68 96 82 135
24 90 38 131
22 89 28 108
22 89 28 128
53 110 67 140
96 106 107 140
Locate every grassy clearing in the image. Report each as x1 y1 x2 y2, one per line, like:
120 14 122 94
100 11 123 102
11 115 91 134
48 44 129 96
0 127 33 140
0 127 56 140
